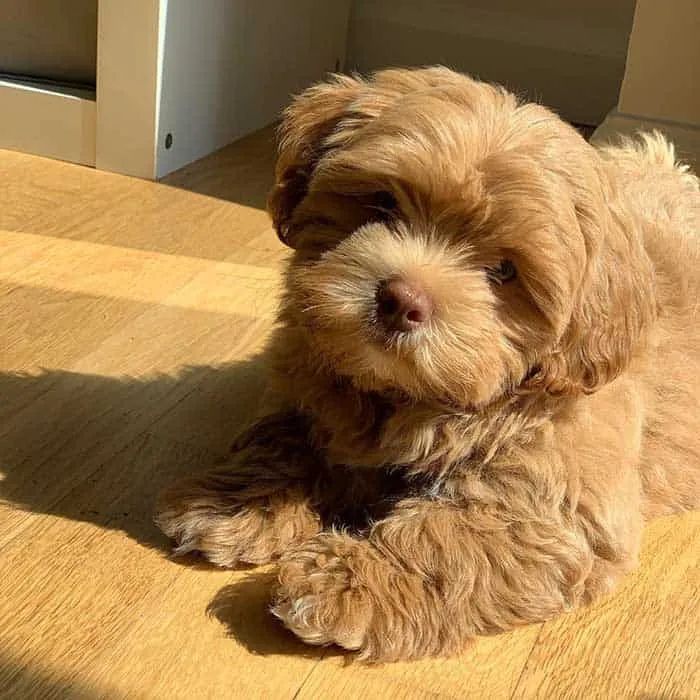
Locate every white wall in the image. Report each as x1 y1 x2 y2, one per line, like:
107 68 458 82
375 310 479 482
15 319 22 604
346 0 636 125
155 0 351 178
95 0 162 179
0 80 95 165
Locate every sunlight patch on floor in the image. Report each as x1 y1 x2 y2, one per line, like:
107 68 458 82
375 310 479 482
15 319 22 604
0 230 282 318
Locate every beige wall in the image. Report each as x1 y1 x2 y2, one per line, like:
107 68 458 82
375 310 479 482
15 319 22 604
347 0 637 125
618 0 700 125
0 0 97 86
592 0 699 167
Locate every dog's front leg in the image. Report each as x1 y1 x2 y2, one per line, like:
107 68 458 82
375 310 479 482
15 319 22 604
272 495 621 662
155 411 322 568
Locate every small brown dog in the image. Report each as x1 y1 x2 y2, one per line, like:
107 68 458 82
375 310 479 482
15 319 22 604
157 67 700 662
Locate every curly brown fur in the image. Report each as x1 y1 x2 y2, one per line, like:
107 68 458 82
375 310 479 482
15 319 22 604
156 413 322 567
157 67 700 662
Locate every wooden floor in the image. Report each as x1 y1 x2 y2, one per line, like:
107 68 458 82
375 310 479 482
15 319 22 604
1 129 698 700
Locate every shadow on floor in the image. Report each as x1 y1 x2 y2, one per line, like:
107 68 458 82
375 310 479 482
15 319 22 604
0 651 113 700
206 572 327 660
0 359 333 656
0 360 267 552
160 125 278 211
207 572 353 661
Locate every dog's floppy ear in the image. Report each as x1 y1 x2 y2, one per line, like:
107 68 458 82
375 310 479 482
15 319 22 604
268 66 479 247
523 156 657 396
268 74 367 247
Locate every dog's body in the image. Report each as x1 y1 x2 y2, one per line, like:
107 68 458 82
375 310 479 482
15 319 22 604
157 68 699 661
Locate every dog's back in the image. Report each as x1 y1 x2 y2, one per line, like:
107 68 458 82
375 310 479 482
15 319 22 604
601 134 700 517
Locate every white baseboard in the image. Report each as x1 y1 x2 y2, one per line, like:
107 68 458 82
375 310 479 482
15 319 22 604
592 109 700 170
0 79 96 166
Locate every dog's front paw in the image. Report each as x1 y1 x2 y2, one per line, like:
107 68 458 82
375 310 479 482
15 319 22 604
155 498 258 567
272 534 375 653
156 485 319 568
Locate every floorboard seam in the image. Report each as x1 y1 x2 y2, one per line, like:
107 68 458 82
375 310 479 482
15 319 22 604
509 625 543 700
291 651 327 700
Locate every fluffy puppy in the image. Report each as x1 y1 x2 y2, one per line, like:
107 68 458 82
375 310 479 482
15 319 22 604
156 67 700 662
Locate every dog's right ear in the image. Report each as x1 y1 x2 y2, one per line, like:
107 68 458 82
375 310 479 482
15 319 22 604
268 74 366 247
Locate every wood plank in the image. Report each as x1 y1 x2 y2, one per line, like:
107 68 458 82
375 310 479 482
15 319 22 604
296 627 542 700
0 434 317 700
0 146 273 261
512 512 700 699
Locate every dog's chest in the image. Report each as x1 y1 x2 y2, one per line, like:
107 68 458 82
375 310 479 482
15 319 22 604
312 463 433 532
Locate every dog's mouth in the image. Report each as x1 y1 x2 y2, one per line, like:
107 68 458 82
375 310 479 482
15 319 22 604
364 308 428 351
302 303 502 409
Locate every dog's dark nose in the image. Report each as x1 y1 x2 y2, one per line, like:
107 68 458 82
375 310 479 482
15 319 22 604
376 278 433 332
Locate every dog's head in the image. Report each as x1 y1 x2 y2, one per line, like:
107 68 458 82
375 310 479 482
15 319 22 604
269 67 655 407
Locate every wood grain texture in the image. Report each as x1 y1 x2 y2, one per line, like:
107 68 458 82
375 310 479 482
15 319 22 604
1 129 698 699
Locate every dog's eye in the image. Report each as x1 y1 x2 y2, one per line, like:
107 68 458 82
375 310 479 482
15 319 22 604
487 260 517 285
369 191 398 212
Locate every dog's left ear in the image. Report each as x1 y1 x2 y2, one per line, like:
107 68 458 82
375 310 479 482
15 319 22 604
268 74 367 247
524 155 657 396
